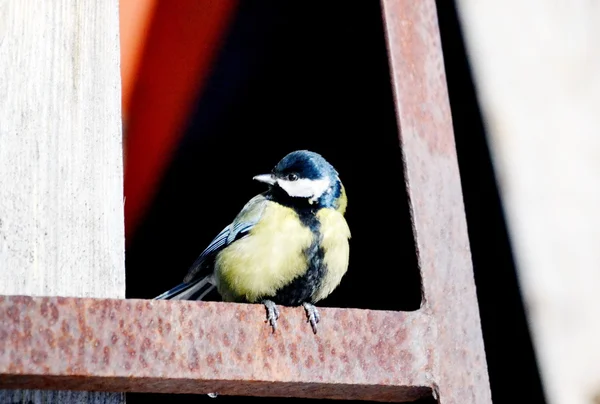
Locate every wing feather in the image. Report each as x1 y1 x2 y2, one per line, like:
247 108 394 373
155 193 268 301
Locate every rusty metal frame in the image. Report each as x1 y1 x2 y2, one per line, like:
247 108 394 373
0 1 492 402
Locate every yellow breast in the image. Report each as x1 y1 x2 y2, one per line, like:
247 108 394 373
312 208 351 302
335 183 348 215
214 202 314 302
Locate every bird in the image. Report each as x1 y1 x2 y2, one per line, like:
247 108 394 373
155 150 350 333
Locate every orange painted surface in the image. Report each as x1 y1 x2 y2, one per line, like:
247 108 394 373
122 1 238 240
119 0 158 120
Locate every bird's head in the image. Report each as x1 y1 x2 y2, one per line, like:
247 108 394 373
253 150 344 210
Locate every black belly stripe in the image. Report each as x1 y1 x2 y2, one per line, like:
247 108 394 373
270 206 325 306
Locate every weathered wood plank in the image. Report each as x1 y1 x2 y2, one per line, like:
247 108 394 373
0 1 125 403
455 1 600 403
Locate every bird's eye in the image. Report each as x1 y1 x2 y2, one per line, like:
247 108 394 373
287 173 298 181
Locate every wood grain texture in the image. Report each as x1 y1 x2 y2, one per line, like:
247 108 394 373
455 1 600 403
0 0 125 403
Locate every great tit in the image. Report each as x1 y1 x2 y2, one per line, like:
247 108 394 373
155 150 350 333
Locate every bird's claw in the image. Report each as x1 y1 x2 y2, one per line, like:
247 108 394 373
303 302 320 334
262 300 280 333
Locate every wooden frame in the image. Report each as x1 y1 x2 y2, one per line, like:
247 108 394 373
0 1 492 402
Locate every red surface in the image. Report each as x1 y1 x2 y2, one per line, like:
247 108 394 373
122 1 238 240
119 0 158 118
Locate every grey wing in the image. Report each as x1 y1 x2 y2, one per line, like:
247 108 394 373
182 193 269 283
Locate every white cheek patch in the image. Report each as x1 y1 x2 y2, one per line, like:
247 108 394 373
277 178 331 203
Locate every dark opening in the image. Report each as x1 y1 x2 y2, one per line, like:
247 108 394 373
125 0 422 313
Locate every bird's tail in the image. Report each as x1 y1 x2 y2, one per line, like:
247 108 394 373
154 275 216 301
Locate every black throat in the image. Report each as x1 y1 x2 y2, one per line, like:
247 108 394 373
266 185 321 229
264 186 325 306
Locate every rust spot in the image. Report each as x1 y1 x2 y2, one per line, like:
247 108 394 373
317 341 325 362
61 319 70 334
139 355 148 369
103 346 110 365
30 349 48 365
49 304 59 322
42 329 55 348
359 355 368 372
12 296 33 305
206 353 215 367
280 316 290 331
223 334 231 347
6 306 19 323
126 333 135 347
40 302 49 318
77 336 85 357
101 300 110 318
262 345 274 357
23 316 32 332
394 328 408 345
57 336 73 356
141 337 151 352
399 350 414 367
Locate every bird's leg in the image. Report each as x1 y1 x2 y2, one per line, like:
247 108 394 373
302 302 320 334
262 299 280 333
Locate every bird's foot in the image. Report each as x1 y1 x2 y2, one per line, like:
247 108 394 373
262 300 280 333
302 302 320 334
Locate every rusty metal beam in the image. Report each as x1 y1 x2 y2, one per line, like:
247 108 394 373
381 0 493 402
0 295 432 402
